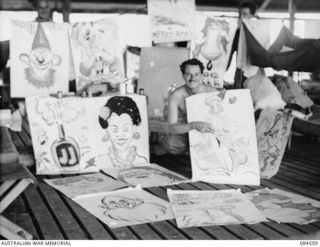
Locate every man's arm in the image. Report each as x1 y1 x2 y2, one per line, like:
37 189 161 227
168 93 192 134
167 92 214 134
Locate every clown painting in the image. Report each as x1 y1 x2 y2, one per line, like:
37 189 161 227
191 15 237 88
11 21 69 97
70 18 124 91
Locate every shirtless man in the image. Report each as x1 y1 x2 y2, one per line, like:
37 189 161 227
162 58 218 154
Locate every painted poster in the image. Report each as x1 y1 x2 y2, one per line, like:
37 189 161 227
83 94 149 178
191 14 238 88
26 96 100 175
148 0 196 43
168 189 267 228
70 18 124 91
115 163 189 188
44 173 127 198
139 47 189 117
237 19 271 78
74 187 174 228
186 90 260 185
256 109 293 179
246 188 320 224
10 21 69 97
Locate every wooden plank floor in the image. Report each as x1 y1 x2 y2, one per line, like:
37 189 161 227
2 127 320 240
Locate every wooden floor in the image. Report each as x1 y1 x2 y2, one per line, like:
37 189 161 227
2 122 320 240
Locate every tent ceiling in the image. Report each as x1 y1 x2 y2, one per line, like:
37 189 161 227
0 0 319 13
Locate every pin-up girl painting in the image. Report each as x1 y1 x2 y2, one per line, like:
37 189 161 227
98 96 148 171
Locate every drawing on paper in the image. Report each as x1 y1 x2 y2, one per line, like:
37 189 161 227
191 16 237 87
27 96 100 174
74 187 174 228
168 189 266 228
71 18 124 90
186 90 260 185
148 0 196 43
98 96 148 171
117 163 188 187
44 173 126 198
11 21 69 97
247 188 320 224
19 23 61 88
256 109 293 179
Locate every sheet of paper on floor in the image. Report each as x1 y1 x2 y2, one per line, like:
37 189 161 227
246 188 320 224
186 90 260 185
26 96 100 175
44 173 127 198
138 47 189 118
167 189 267 228
74 186 174 228
83 94 150 177
148 0 196 43
256 109 293 179
191 14 237 88
70 18 124 91
10 21 69 97
113 163 189 188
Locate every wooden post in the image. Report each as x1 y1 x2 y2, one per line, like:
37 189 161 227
61 0 70 22
288 0 296 77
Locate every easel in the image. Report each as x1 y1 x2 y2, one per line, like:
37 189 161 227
0 127 37 240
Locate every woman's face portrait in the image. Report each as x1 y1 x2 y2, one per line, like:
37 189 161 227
107 112 136 151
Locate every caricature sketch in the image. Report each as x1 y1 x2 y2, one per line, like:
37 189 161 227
11 21 69 97
26 96 100 174
74 187 174 228
70 18 124 90
191 15 237 87
186 90 260 185
83 94 150 178
256 109 293 179
116 163 188 188
168 189 266 228
246 188 320 224
148 0 196 43
44 173 127 198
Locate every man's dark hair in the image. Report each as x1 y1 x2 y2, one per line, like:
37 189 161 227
180 58 204 74
239 1 257 15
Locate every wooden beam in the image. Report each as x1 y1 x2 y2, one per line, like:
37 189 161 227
288 0 296 33
258 0 273 12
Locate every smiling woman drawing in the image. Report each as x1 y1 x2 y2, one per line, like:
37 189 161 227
98 96 148 171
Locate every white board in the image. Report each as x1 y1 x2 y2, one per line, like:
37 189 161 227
186 90 260 185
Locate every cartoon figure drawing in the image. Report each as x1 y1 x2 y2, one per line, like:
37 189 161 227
100 195 168 223
257 111 292 176
98 96 148 171
193 18 232 86
71 20 123 89
192 94 257 177
19 23 61 88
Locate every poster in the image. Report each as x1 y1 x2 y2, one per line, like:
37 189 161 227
168 189 267 228
246 188 320 224
191 14 238 88
237 19 271 78
70 18 124 91
138 47 189 117
186 90 260 185
83 94 149 178
26 96 100 175
10 21 69 97
115 163 189 188
256 109 293 179
44 173 127 198
74 187 174 228
148 0 196 43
